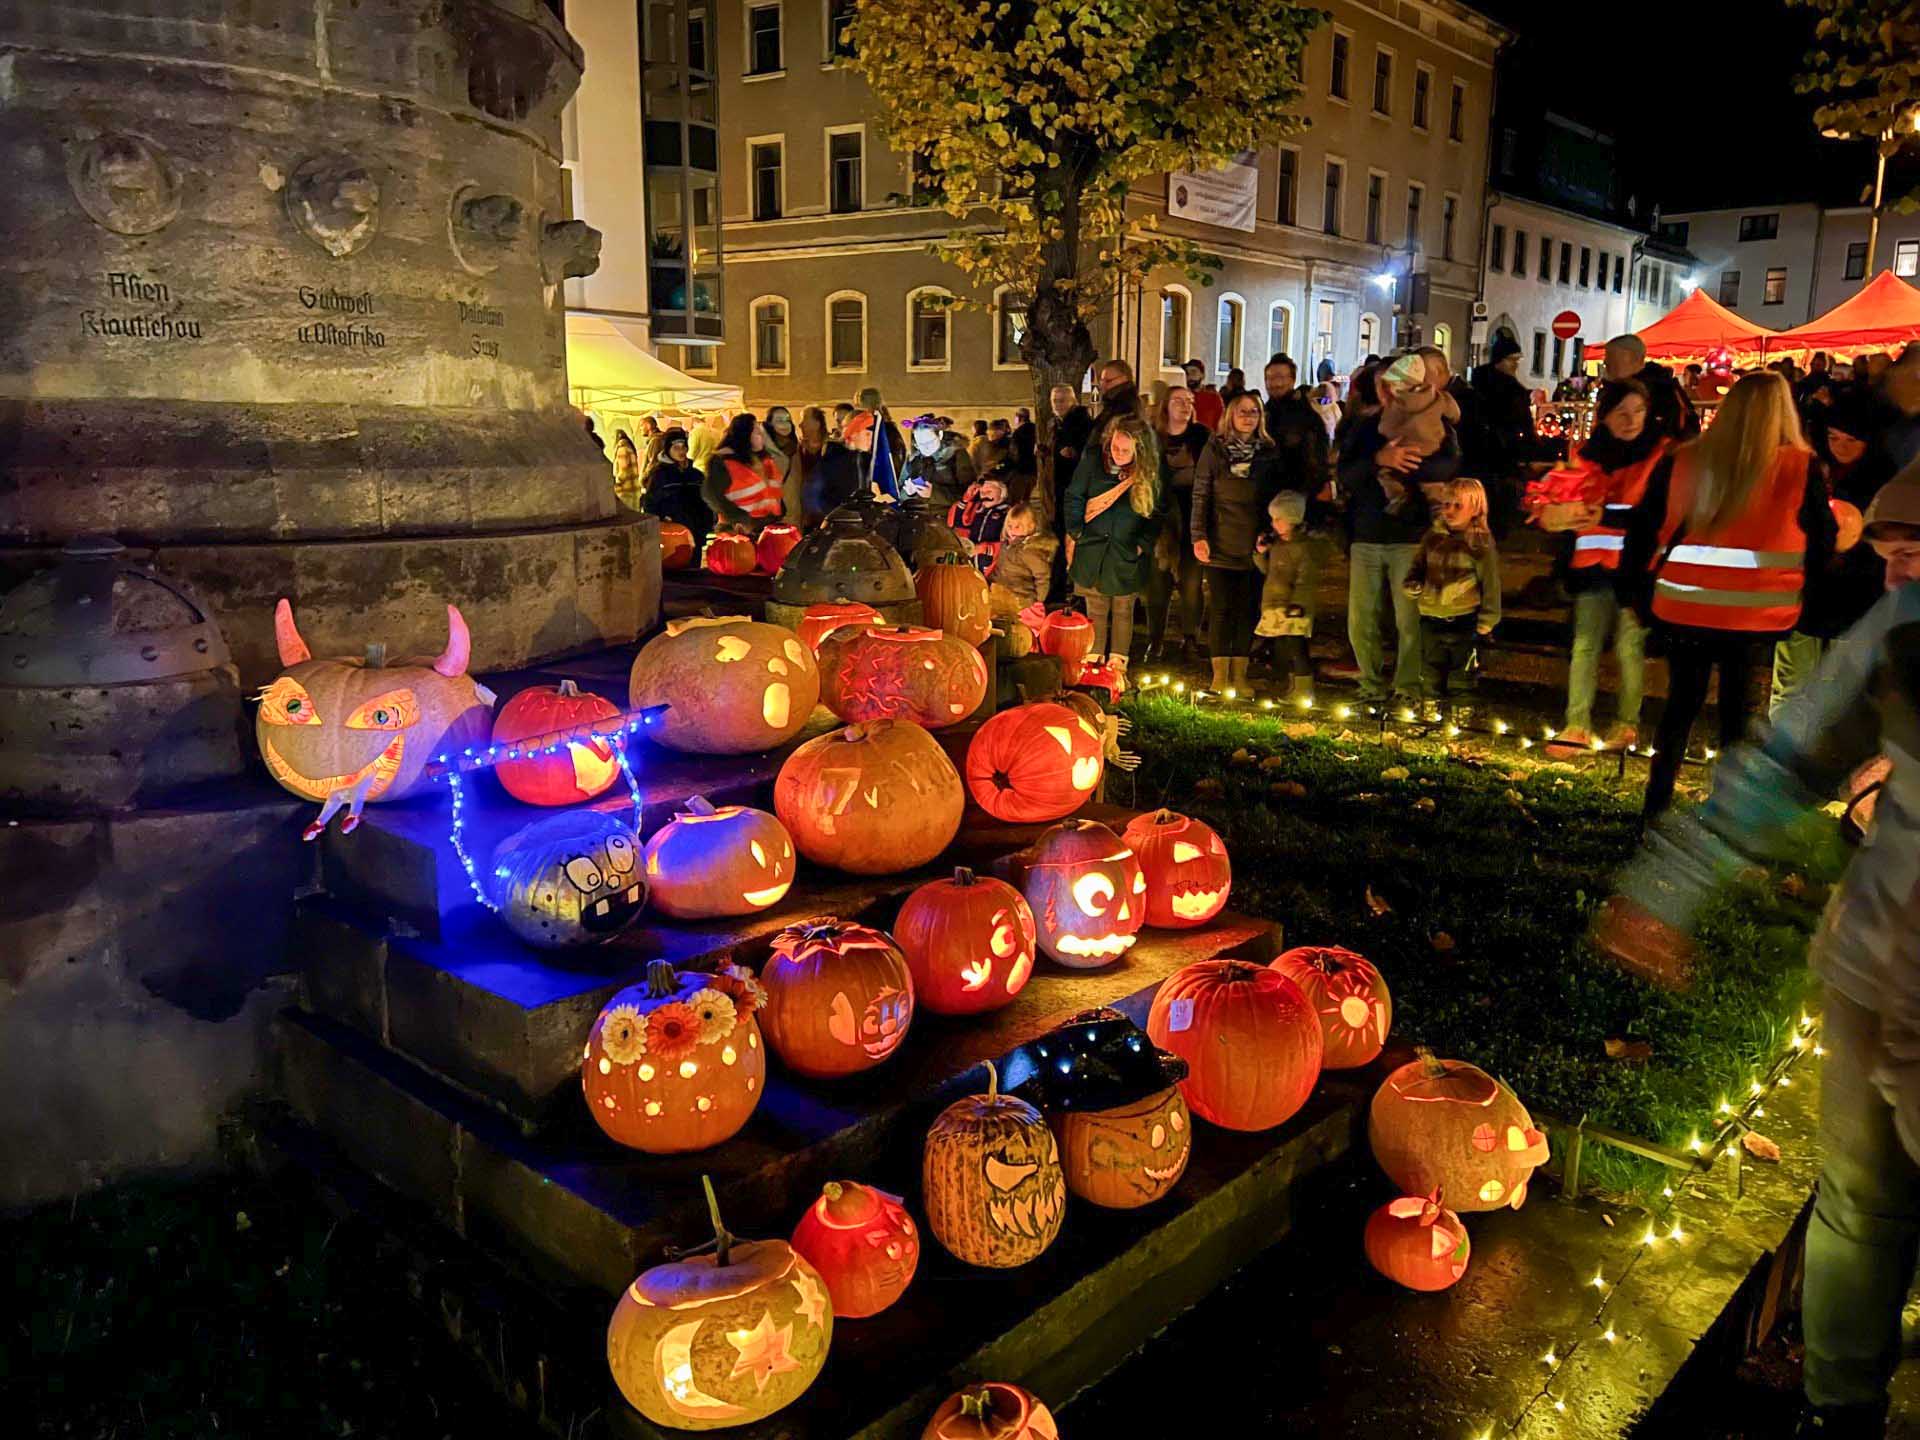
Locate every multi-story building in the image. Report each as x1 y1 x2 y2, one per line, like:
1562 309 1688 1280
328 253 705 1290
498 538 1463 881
707 0 1507 420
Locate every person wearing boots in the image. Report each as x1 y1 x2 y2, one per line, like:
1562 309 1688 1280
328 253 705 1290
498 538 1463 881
1064 414 1164 690
1191 392 1281 696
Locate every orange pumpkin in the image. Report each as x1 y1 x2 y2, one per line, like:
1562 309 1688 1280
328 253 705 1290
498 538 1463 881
915 553 993 646
1369 1052 1549 1212
756 522 803 574
759 918 915 1079
964 702 1104 823
1022 819 1144 967
1054 1083 1190 1210
797 601 883 654
584 960 767 1153
1271 945 1391 1070
1832 497 1864 553
1146 960 1323 1131
704 531 758 575
628 616 819 755
1120 810 1231 928
490 679 624 807
922 1061 1065 1268
658 522 696 571
641 796 796 919
1036 610 1095 683
1365 1189 1471 1292
775 720 965 874
789 1180 919 1319
816 624 988 730
893 867 1037 1015
922 1383 1059 1440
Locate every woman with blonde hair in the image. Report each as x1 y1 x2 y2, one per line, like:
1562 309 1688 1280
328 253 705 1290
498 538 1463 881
1625 371 1836 820
1192 391 1281 694
1065 413 1165 685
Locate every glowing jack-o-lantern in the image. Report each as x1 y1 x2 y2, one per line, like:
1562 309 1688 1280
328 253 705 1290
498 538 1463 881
922 1383 1060 1440
816 624 988 730
1021 819 1145 967
893 867 1037 1016
608 1178 831 1430
775 719 965 875
797 601 882 654
789 1180 919 1319
1147 959 1324 1131
1364 1189 1471 1291
1120 810 1232 928
963 702 1104 823
658 522 696 571
256 600 494 839
489 811 647 949
489 679 624 807
1035 609 1095 683
1369 1051 1550 1212
1832 497 1865 553
704 530 758 575
1271 945 1392 1070
755 522 803 575
759 918 916 1079
583 960 767 1154
922 1060 1066 1268
641 796 796 919
628 616 820 755
915 553 993 647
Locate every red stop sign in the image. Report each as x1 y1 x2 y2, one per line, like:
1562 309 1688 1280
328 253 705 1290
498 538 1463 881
1551 310 1581 340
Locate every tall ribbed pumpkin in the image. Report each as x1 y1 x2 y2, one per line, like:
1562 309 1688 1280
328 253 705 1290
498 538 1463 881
892 866 1037 1015
963 702 1104 823
774 720 964 874
1146 960 1323 1131
915 553 993 646
922 1061 1066 1268
759 918 916 1079
1271 945 1392 1070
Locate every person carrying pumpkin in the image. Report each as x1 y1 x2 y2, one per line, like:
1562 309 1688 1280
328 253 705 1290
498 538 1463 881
702 412 787 533
1065 415 1165 689
641 428 716 552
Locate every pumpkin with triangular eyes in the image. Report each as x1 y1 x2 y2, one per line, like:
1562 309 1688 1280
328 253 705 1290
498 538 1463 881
1365 1189 1471 1291
1369 1052 1549 1212
922 1061 1065 1268
1121 810 1232 928
628 616 818 755
642 796 796 919
963 702 1104 823
1272 945 1392 1069
1021 819 1144 967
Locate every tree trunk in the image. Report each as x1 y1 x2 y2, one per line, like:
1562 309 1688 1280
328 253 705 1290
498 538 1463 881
1025 168 1098 519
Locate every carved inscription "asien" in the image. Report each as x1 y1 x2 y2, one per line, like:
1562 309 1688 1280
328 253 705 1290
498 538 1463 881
79 270 203 341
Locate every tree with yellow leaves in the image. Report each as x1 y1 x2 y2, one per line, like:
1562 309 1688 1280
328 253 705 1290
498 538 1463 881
848 0 1325 428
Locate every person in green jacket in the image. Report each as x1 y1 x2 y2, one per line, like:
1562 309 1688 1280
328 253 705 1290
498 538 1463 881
1065 414 1165 688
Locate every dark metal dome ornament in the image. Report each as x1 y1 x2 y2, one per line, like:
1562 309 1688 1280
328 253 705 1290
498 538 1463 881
875 496 968 571
770 504 917 610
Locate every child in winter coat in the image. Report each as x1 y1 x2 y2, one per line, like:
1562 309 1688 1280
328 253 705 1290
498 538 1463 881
1253 489 1322 703
1402 478 1500 718
988 504 1058 629
1375 351 1462 516
950 475 1013 574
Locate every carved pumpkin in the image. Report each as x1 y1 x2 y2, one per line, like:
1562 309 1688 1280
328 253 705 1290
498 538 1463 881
1271 945 1392 1070
659 522 696 571
964 702 1104 823
489 810 647 949
704 531 758 575
584 960 767 1153
1036 610 1095 683
797 601 883 654
915 553 993 646
893 867 1036 1016
1147 960 1324 1131
775 720 964 874
789 1180 919 1319
642 796 795 919
1364 1189 1471 1292
1832 497 1864 553
756 522 803 575
759 918 916 1079
922 1060 1066 1268
1022 819 1144 967
1072 660 1123 702
1120 810 1231 928
608 1178 831 1430
490 679 624 807
1369 1051 1549 1211
816 624 988 730
628 616 819 755
922 1383 1059 1440
256 600 494 839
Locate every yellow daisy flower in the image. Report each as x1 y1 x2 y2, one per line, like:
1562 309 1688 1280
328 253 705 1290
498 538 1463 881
598 1003 647 1066
690 988 737 1045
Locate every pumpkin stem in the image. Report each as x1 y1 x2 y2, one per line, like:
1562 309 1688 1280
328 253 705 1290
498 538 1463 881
983 1058 999 1102
1415 1045 1447 1078
646 960 678 999
951 866 976 887
557 679 580 697
363 642 386 669
685 795 718 817
822 1181 844 1204
701 1174 734 1268
957 1389 995 1421
1155 808 1176 824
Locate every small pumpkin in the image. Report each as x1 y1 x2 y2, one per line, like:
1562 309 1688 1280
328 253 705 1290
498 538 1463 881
775 719 964 874
1120 810 1231 928
628 616 819 755
659 522 696 571
964 702 1103 823
1073 660 1123 702
488 810 647 949
1832 497 1864 553
789 1180 919 1319
641 795 795 919
1036 609 1095 683
893 867 1036 1016
817 623 988 730
1369 1051 1549 1212
922 1383 1059 1440
1147 960 1324 1131
1022 819 1144 967
759 918 915 1079
608 1177 831 1429
1271 945 1392 1070
915 553 993 646
922 1060 1066 1268
998 620 1034 658
1365 1189 1471 1292
756 522 804 574
490 679 624 807
797 601 883 654
704 530 758 575
584 960 767 1153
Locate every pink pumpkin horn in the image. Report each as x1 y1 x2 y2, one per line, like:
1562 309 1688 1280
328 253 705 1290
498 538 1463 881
433 604 471 677
274 598 311 666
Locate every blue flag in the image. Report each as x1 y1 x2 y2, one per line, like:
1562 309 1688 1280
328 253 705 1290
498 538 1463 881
868 410 900 501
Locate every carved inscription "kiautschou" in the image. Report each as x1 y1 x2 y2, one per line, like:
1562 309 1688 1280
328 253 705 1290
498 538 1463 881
79 270 203 340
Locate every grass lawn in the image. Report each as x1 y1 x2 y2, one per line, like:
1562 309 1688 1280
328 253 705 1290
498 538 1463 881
1116 694 1844 1194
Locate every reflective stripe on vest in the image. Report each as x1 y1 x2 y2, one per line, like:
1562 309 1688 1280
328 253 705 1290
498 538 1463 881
1567 445 1667 573
723 459 784 517
1573 533 1624 554
1651 447 1810 631
1665 544 1804 569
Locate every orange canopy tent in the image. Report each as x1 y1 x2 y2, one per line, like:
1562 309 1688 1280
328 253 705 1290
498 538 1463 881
1580 287 1775 368
1771 270 1920 357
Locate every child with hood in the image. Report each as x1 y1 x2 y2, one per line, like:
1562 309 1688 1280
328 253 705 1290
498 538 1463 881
641 427 716 548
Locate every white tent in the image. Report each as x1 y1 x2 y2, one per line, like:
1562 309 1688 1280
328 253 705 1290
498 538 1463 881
564 313 742 416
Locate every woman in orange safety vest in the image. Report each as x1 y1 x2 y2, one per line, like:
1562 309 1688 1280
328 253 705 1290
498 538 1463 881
702 412 788 533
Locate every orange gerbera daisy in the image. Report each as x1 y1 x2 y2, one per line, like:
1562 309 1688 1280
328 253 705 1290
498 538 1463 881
645 1001 700 1061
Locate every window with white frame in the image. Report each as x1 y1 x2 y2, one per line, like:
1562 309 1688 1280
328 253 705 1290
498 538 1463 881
1432 323 1452 367
750 296 788 373
681 343 716 375
993 287 1027 369
1358 312 1380 360
1268 301 1292 361
1897 240 1920 278
826 291 866 371
824 0 855 59
1365 171 1385 245
827 127 863 213
748 137 784 220
1313 298 1335 376
1160 286 1192 372
1448 80 1465 141
745 3 782 75
1329 29 1350 101
1372 47 1393 115
1216 295 1245 377
1441 194 1457 260
1277 147 1299 226
1413 65 1432 131
907 287 952 370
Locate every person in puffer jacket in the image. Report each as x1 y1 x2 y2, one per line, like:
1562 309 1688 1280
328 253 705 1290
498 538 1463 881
987 504 1057 629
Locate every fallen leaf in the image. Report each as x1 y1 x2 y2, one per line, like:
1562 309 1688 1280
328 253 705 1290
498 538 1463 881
1282 722 1317 742
1430 931 1456 952
1333 730 1363 745
1230 747 1257 767
1380 732 1406 752
1350 791 1383 804
1600 1214 1615 1228
1194 778 1225 800
1334 751 1361 762
1503 789 1526 805
1504 770 1529 783
1268 780 1308 800
1780 873 1808 900
1381 765 1410 781
1365 885 1392 917
1603 1038 1653 1062
1742 1132 1782 1163
1413 796 1437 815
1261 754 1290 771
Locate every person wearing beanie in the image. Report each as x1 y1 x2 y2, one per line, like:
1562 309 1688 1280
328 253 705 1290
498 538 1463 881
1469 333 1537 481
641 427 715 548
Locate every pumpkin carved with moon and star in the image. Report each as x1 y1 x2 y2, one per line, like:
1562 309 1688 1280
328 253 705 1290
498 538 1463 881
628 616 819 755
758 918 916 1079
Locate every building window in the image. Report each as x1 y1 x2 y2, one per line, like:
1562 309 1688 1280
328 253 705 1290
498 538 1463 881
828 128 863 213
750 297 787 374
1738 213 1780 242
1845 241 1868 280
1551 336 1565 376
1277 148 1298 226
1216 295 1245 377
825 0 856 59
1441 194 1457 260
1413 66 1432 131
1512 228 1528 278
1664 270 1677 307
748 138 783 221
1405 182 1423 249
1313 297 1336 377
1161 286 1192 372
1330 30 1350 101
1358 311 1380 359
687 10 710 76
1718 269 1740 307
1531 330 1546 374
1490 224 1506 273
1763 267 1788 306
907 287 952 370
1897 240 1920 278
1538 233 1551 282
1448 80 1465 141
1323 160 1344 236
1578 247 1590 288
1657 220 1690 247
1269 302 1292 360
1558 241 1571 285
681 343 716 375
1613 254 1625 292
1571 335 1583 370
1432 322 1452 367
746 3 782 75
1365 172 1385 245
827 291 865 371
1372 48 1393 115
